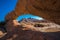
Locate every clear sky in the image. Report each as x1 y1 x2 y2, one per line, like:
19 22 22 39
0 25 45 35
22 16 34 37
0 0 17 21
16 14 43 21
0 0 43 22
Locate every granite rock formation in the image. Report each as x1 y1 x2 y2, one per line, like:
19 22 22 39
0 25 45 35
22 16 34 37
5 0 60 24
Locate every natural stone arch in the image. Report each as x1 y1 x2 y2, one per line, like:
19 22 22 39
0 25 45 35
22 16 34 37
5 0 60 24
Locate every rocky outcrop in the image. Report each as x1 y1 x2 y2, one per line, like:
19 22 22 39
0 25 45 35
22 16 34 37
1 19 60 40
4 16 60 40
19 18 60 32
27 0 60 24
5 0 60 24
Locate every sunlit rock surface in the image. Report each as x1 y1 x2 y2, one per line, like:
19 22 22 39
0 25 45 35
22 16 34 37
19 18 60 32
0 31 7 38
0 18 60 40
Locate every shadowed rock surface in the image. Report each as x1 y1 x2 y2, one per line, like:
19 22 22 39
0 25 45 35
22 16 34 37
0 19 60 40
5 0 60 24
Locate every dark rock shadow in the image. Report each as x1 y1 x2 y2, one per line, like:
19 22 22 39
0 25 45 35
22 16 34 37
42 31 60 40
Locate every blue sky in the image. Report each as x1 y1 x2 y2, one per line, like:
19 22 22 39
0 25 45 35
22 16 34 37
0 0 43 22
0 0 17 21
16 14 43 21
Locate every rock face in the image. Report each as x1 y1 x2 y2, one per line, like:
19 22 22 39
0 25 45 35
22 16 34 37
18 18 60 32
5 0 60 24
0 20 45 40
1 19 60 40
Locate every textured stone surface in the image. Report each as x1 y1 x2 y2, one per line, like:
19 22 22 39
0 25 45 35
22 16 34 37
5 0 60 24
1 19 60 40
1 20 60 40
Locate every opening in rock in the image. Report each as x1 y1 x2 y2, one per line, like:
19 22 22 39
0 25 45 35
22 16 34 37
16 14 44 22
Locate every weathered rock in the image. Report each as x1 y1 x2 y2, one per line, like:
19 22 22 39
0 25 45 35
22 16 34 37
5 0 60 24
0 26 55 40
0 31 7 38
19 18 60 32
1 19 60 40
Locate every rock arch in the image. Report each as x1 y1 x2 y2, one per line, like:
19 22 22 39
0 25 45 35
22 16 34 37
5 0 60 24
